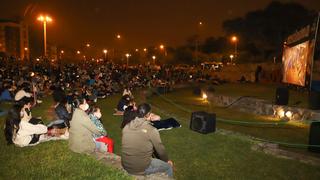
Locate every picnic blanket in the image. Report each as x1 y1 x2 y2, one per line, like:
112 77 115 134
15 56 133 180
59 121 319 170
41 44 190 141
151 118 181 131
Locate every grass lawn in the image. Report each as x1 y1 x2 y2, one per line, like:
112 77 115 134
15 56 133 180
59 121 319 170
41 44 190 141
1 83 320 179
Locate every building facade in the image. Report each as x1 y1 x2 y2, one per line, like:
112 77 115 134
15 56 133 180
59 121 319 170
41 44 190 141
0 19 29 60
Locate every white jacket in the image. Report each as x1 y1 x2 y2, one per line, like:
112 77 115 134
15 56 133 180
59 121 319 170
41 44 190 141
15 90 32 101
13 120 47 147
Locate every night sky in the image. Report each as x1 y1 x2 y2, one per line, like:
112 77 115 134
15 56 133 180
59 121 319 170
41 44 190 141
0 0 319 51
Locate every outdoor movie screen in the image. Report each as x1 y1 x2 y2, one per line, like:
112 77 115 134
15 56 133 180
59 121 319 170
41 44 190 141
282 41 310 86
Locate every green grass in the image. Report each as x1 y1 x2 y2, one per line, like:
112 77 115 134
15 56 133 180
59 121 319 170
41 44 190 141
0 84 320 179
149 87 311 145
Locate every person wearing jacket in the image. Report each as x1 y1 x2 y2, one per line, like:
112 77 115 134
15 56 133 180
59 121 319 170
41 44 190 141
55 98 72 128
52 86 71 127
88 106 114 153
68 98 100 154
121 103 173 177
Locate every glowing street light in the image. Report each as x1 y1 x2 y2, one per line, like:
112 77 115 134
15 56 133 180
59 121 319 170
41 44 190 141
159 44 167 56
135 49 139 52
37 15 52 57
116 34 121 39
143 48 147 52
125 53 130 66
86 43 90 47
231 35 238 57
152 55 156 64
77 50 81 54
59 50 64 61
103 49 108 60
230 54 234 63
24 47 29 60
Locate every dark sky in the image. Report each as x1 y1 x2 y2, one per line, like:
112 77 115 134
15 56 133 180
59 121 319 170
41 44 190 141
0 0 319 51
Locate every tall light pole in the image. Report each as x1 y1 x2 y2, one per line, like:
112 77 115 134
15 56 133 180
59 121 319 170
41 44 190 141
24 47 29 60
195 21 203 65
159 44 167 56
229 54 234 64
37 15 52 57
125 53 130 66
103 49 108 61
152 55 156 65
231 36 238 58
60 50 64 59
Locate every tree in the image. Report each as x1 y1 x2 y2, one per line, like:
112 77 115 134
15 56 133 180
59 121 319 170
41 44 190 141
201 36 228 54
173 47 193 64
222 1 315 62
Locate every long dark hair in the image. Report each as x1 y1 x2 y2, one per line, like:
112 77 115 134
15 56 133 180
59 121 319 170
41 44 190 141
121 106 138 129
137 103 151 118
72 97 86 109
4 105 22 145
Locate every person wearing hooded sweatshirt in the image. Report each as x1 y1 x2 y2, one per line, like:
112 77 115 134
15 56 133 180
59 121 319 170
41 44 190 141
121 103 173 177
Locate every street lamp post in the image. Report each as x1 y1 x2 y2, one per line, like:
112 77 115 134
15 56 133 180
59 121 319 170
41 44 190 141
229 54 234 64
24 47 28 60
103 49 108 61
59 50 64 68
125 53 130 66
152 55 156 65
231 36 238 58
195 21 203 65
37 15 52 57
159 44 167 56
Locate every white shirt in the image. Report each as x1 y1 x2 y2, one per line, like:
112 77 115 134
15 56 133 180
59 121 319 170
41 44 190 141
14 90 32 101
123 89 132 97
13 120 47 147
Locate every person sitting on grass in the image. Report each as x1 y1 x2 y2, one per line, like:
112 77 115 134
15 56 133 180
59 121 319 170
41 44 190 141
88 106 114 153
121 106 138 129
14 83 32 102
121 103 173 177
52 87 72 128
122 86 133 99
4 97 48 147
68 98 101 154
113 94 133 115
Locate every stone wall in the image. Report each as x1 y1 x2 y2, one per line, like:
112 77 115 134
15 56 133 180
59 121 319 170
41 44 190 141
207 92 320 121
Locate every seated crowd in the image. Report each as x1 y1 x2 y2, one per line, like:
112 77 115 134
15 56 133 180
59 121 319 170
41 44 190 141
0 62 205 178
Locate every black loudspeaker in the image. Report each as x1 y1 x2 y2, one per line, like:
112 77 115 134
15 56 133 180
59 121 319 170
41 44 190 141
275 87 289 105
309 91 320 110
193 87 201 95
190 111 216 134
308 122 320 153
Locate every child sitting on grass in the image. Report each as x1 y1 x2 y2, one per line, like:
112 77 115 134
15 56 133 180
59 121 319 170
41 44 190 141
88 106 114 153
